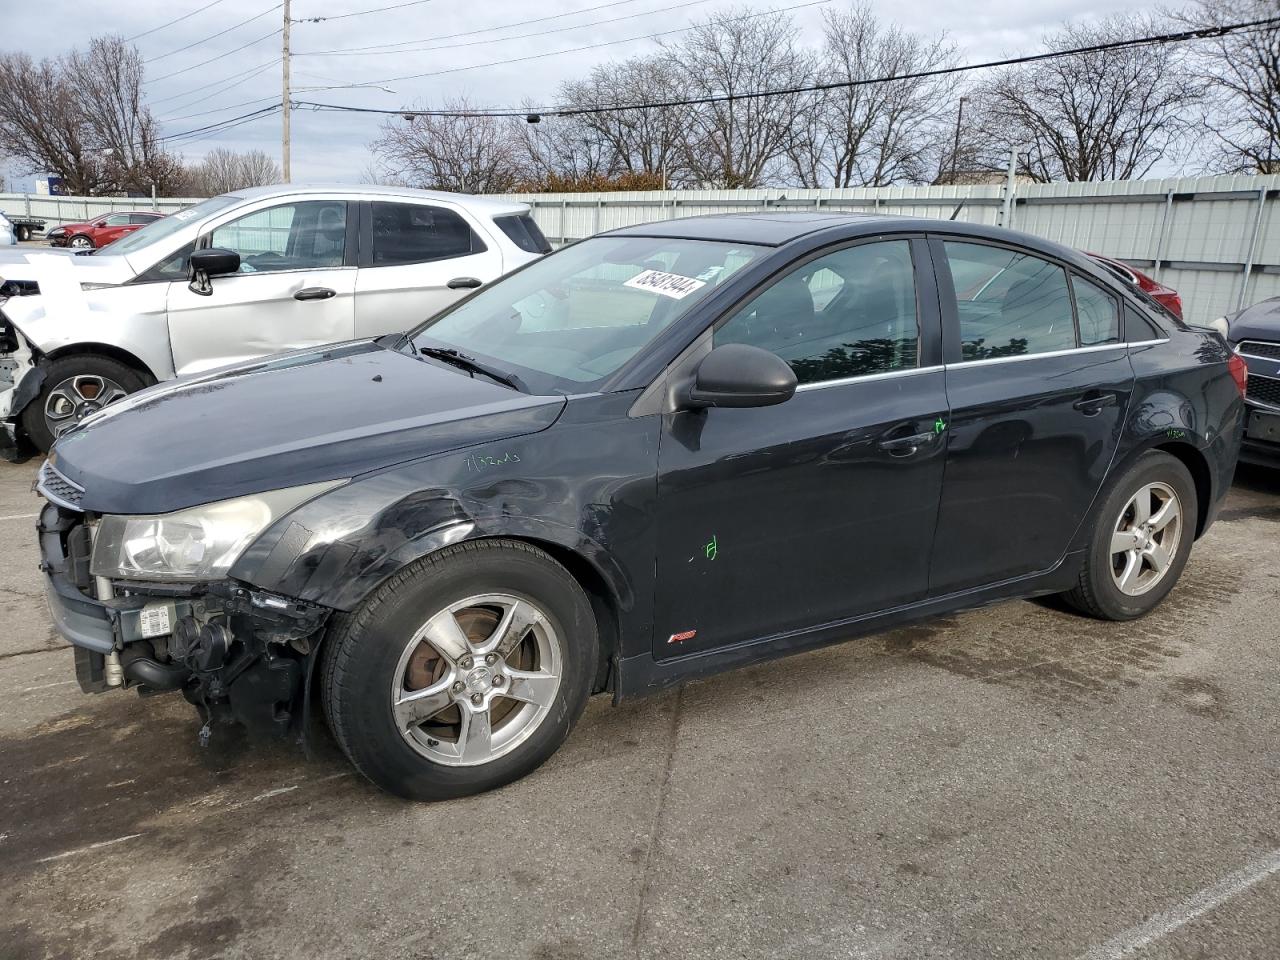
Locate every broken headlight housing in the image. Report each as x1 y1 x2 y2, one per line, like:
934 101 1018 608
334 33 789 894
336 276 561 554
90 480 344 581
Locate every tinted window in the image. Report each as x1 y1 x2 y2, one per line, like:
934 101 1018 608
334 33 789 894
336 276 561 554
103 214 130 226
715 240 918 385
370 202 483 266
210 200 347 273
945 241 1075 360
494 213 551 254
1125 305 1165 342
129 213 160 225
1073 275 1120 345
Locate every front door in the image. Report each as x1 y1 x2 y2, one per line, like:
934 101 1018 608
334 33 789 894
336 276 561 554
652 237 948 658
166 199 357 375
927 237 1134 595
352 200 505 338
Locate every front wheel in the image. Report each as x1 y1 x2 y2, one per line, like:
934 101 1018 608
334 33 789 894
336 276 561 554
1062 450 1197 620
68 235 93 249
20 354 147 452
320 540 598 801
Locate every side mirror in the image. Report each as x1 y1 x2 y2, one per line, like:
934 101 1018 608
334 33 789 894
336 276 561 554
187 247 241 296
684 343 797 409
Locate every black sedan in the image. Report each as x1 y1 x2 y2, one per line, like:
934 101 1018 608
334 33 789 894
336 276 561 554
1210 297 1280 467
35 213 1245 800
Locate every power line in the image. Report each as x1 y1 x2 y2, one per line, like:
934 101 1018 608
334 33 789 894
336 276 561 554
294 14 1280 120
150 58 282 108
359 0 830 86
144 2 282 63
297 0 703 56
158 95 280 124
161 105 282 145
145 27 282 84
293 0 435 22
124 0 229 42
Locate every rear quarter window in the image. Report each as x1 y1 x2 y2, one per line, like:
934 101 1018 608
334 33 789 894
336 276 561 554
494 214 552 254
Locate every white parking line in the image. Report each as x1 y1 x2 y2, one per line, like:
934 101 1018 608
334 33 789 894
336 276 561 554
1078 848 1280 959
0 513 39 522
36 833 143 863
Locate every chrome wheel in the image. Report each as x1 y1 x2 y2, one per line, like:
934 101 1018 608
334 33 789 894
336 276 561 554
68 235 92 248
44 375 128 437
390 593 562 767
1110 481 1182 596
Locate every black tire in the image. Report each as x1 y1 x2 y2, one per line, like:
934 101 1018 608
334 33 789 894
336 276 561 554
68 234 94 249
320 540 598 801
15 225 30 242
20 354 148 453
1062 450 1197 620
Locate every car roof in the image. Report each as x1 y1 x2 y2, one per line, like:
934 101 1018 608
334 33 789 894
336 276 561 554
223 183 530 214
602 211 1101 271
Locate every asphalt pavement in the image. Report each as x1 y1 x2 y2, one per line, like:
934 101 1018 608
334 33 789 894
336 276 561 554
1 456 1279 960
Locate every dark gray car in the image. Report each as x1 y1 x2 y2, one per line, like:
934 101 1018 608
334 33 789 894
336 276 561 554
1214 297 1280 467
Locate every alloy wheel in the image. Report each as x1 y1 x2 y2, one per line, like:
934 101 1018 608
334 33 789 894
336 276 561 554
390 593 563 767
44 375 128 438
1109 481 1182 596
69 236 92 248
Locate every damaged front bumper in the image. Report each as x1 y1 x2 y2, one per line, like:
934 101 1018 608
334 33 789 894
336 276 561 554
38 499 334 739
1 306 41 461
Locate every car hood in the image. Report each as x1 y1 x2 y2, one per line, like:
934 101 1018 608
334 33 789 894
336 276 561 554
0 250 136 289
48 340 567 515
1228 297 1280 345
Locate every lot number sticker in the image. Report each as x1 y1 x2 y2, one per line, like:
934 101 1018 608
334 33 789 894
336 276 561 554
139 603 173 639
624 269 707 300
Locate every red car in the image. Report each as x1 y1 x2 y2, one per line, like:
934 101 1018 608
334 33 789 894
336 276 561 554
1087 252 1183 319
46 211 165 250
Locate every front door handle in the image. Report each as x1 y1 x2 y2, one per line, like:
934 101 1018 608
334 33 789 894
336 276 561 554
447 277 483 290
294 286 336 301
1073 392 1117 415
877 431 937 457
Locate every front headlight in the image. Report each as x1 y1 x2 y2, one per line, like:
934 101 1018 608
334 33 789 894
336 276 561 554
90 480 345 581
48 227 65 237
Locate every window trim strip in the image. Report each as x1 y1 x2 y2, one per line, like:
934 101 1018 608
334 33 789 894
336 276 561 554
795 364 942 391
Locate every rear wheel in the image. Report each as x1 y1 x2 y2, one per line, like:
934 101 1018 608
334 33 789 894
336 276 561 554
15 225 30 242
320 540 597 800
20 354 147 452
1062 451 1197 620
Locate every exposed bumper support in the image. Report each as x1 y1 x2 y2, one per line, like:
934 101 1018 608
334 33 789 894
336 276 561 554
38 503 116 654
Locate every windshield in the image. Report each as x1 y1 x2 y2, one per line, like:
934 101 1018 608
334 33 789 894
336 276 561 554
99 194 241 258
410 235 761 393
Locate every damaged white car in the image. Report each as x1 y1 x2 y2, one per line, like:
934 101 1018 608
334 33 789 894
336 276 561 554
0 184 550 457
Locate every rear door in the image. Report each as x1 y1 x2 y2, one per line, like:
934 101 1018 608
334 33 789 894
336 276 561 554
652 237 949 656
165 198 357 375
352 199 504 338
927 236 1133 595
96 214 133 245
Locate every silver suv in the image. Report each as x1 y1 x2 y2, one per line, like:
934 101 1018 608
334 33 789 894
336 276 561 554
0 184 549 454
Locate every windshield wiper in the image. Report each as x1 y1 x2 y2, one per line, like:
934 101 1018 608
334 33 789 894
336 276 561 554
416 345 527 392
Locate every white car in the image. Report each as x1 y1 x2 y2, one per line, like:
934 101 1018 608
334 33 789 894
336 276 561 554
0 184 550 455
0 212 15 246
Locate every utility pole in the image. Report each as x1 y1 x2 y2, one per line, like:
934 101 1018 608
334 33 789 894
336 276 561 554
282 0 291 182
948 96 967 184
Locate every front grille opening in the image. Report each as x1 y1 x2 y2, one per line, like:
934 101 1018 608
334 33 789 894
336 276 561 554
1246 375 1280 409
37 461 85 510
1239 340 1280 362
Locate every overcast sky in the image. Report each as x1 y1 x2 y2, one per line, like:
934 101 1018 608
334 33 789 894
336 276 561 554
6 0 1162 191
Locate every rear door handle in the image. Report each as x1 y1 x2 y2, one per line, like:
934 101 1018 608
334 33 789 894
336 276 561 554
877 431 937 457
447 277 483 290
1073 392 1117 414
294 287 336 301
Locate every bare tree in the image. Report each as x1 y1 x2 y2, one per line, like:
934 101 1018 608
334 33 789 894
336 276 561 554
0 35 182 195
975 15 1205 182
1172 0 1280 173
510 109 615 186
558 57 688 183
189 148 281 195
665 8 814 187
369 97 524 193
788 5 959 186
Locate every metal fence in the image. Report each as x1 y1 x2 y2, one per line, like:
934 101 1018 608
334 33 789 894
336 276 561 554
4 174 1276 324
508 174 1280 325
